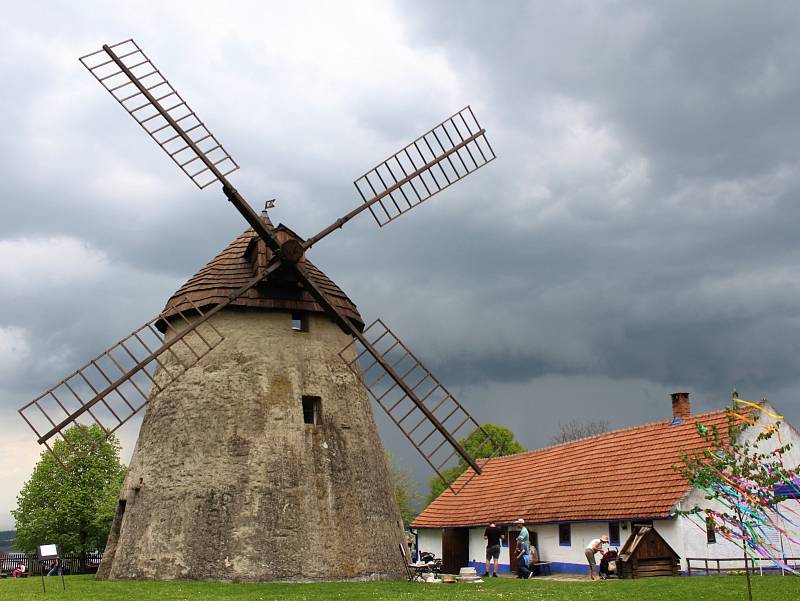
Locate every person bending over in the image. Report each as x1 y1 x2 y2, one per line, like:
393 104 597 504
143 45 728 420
585 535 608 580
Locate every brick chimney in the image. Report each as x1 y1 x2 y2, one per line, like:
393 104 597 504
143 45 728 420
671 392 691 420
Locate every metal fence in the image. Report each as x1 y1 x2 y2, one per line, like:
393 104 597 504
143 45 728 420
0 552 103 576
686 556 800 576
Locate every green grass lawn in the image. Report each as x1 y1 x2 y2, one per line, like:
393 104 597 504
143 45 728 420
0 574 794 601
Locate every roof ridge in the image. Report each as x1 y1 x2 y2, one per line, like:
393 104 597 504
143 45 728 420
489 407 731 463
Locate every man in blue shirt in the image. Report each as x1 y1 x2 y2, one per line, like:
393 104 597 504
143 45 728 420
515 518 529 548
516 540 531 578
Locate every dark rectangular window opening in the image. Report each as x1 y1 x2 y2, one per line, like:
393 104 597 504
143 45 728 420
291 312 309 332
558 523 571 547
302 395 321 425
706 517 716 544
609 522 620 546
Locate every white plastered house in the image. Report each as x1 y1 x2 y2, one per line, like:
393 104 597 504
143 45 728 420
411 393 800 576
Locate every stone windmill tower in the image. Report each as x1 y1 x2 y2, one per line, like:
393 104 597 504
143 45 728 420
96 214 409 580
19 39 499 581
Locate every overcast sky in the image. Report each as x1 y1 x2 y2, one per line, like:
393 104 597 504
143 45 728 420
2 1 800 530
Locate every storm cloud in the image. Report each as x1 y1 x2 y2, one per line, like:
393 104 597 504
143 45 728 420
2 1 800 527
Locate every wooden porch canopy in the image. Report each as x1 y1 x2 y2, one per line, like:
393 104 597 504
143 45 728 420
618 525 680 578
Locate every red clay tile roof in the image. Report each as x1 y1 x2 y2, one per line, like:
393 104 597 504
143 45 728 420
412 409 734 528
160 219 363 328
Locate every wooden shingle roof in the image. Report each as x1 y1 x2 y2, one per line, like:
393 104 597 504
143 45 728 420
412 409 734 528
160 218 363 329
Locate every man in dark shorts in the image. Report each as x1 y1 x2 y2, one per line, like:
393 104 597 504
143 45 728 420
482 521 504 577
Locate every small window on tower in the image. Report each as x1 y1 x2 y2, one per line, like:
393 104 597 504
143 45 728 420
302 396 321 425
291 312 308 332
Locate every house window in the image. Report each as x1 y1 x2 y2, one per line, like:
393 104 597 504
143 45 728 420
706 516 716 544
609 522 620 546
302 396 321 425
291 312 308 332
558 523 571 546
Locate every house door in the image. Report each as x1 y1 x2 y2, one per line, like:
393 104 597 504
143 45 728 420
442 528 469 574
509 530 519 573
509 530 538 573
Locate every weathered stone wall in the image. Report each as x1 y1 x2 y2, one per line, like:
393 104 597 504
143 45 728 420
98 309 406 581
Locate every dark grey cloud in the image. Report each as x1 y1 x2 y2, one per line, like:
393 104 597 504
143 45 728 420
2 1 800 525
371 1 800 388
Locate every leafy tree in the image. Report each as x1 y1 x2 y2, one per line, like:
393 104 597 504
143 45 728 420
427 423 526 503
550 419 610 444
12 425 127 557
674 396 799 601
387 451 422 526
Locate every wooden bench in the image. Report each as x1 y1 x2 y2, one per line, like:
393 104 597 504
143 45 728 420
531 561 552 576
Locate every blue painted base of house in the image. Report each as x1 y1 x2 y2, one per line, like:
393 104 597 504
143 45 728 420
467 561 588 575
464 563 800 578
468 561 512 575
544 561 587 574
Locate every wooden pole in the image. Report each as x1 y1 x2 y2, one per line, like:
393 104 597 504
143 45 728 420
736 509 753 601
743 546 753 601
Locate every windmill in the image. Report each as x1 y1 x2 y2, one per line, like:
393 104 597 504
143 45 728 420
18 39 498 581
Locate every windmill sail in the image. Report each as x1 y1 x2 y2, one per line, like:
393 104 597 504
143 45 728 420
304 107 495 250
290 264 499 491
354 106 496 227
19 297 224 464
80 39 282 256
340 319 499 494
19 254 285 465
79 40 239 189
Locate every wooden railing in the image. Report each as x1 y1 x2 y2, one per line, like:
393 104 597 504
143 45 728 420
0 552 103 576
686 556 800 576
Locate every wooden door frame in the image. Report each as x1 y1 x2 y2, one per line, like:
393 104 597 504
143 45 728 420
442 528 470 574
508 529 519 573
509 529 538 573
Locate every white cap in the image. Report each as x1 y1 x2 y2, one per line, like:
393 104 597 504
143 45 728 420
515 518 525 524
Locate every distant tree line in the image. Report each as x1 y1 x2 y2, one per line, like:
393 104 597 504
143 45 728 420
0 531 17 554
550 419 610 445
